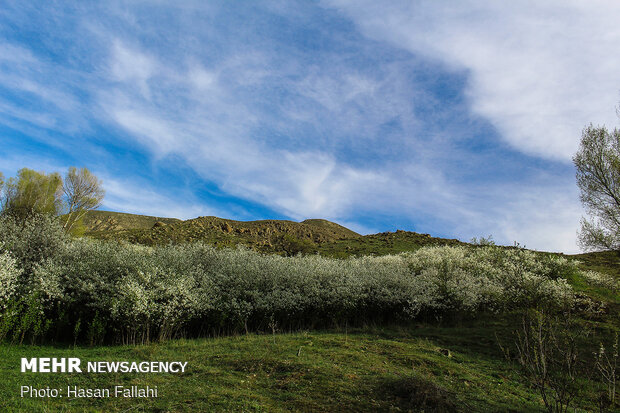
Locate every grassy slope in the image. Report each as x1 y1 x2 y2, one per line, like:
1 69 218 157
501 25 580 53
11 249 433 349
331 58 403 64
4 211 617 412
0 322 575 412
3 312 617 412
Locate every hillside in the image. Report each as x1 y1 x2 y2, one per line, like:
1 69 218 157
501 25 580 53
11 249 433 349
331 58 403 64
80 210 181 232
81 210 464 256
0 322 573 412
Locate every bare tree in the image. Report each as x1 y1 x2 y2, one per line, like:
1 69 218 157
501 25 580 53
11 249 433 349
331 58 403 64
595 333 618 411
515 308 587 413
573 125 620 252
62 167 105 232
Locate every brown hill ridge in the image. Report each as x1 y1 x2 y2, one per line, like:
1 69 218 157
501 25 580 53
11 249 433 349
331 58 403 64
81 210 181 232
168 215 360 242
82 210 464 257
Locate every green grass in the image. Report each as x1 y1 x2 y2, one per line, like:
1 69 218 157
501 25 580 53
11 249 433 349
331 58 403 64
2 298 618 413
0 321 580 412
564 251 620 311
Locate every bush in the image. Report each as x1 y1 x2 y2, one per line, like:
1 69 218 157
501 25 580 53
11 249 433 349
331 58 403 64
581 270 619 293
18 240 579 344
0 252 21 309
0 253 48 343
0 214 68 279
514 308 593 413
0 214 582 344
403 246 575 313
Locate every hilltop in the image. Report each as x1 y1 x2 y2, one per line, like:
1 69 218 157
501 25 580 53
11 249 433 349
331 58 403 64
80 210 181 231
81 210 464 256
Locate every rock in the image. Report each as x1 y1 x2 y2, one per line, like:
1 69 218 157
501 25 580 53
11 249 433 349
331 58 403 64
437 348 452 358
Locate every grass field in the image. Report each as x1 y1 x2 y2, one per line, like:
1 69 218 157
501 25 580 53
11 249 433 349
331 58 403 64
1 320 591 412
2 297 618 412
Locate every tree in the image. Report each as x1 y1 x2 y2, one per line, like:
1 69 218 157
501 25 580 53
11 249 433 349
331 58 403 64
62 167 105 232
514 308 587 413
573 125 620 252
0 167 105 234
1 168 63 219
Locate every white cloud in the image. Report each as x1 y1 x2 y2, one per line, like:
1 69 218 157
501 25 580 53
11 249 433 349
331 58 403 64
0 98 57 129
109 107 183 157
110 40 157 97
324 0 620 160
453 182 584 254
0 38 88 136
110 40 155 83
94 30 589 252
97 39 392 222
95 176 218 220
188 66 217 91
497 191 583 253
0 42 37 64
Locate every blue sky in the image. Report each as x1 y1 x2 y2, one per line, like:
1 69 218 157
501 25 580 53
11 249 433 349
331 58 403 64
1 1 620 253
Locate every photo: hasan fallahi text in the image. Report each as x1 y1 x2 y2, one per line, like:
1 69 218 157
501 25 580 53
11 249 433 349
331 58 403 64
21 385 158 398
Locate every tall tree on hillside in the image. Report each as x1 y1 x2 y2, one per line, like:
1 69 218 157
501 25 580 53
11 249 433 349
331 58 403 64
1 168 63 219
573 124 620 252
62 167 105 231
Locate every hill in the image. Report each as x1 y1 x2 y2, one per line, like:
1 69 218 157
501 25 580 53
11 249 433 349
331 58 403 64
80 210 181 232
81 210 464 256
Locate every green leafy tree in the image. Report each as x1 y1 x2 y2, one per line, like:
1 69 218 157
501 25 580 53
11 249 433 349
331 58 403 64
573 125 620 252
1 167 104 235
1 168 63 219
62 167 105 232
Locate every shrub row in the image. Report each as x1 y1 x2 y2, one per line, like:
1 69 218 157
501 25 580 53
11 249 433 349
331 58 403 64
0 216 582 344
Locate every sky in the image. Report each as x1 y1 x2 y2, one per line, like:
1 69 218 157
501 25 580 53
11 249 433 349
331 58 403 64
1 1 620 253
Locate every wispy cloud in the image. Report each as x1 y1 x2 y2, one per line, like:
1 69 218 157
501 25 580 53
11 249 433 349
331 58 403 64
1 1 615 253
94 37 397 220
324 0 620 160
101 176 219 220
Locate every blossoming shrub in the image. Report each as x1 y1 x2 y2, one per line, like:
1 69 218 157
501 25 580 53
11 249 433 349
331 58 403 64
0 251 47 343
580 270 619 293
16 239 579 344
0 252 20 309
403 247 576 313
0 216 585 344
0 214 68 282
